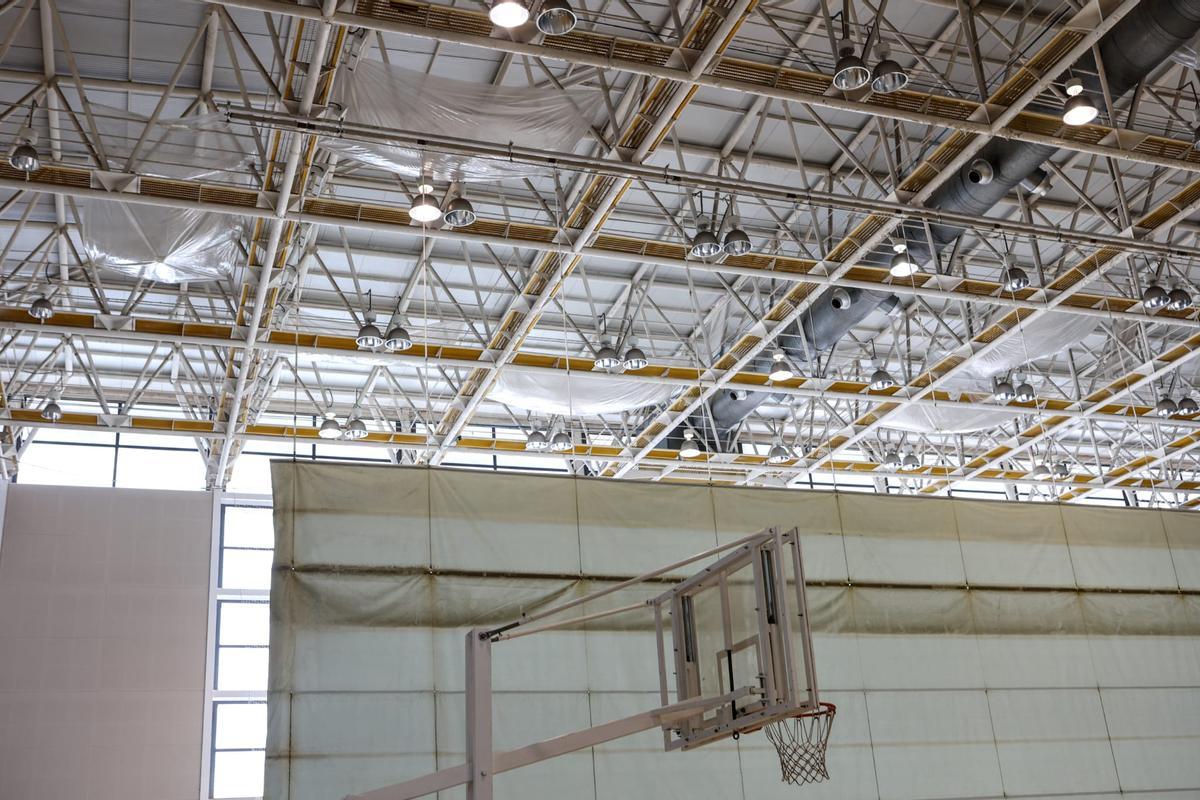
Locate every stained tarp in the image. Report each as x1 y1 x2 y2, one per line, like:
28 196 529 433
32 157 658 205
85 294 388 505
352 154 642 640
267 463 1200 800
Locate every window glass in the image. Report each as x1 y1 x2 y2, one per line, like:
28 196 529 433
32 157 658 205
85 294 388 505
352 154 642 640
224 506 275 549
116 446 206 491
218 602 269 646
19 443 114 487
214 702 268 750
216 647 268 691
212 750 265 799
227 454 275 494
220 548 273 590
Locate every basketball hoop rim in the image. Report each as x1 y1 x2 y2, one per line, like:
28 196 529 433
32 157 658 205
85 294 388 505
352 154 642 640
791 701 836 720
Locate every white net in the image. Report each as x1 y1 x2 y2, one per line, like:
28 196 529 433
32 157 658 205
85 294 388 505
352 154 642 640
762 703 836 785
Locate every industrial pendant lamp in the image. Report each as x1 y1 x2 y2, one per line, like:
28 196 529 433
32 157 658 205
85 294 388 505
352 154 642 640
993 376 1017 402
869 44 908 94
766 440 792 465
833 39 870 91
1142 282 1170 310
622 341 648 371
882 448 902 470
410 192 442 223
869 366 896 391
536 0 576 35
384 322 413 352
1001 256 1031 292
902 451 920 469
343 417 368 440
1062 77 1098 126
489 0 529 28
1168 285 1193 311
525 429 548 451
690 220 722 259
443 196 476 228
1015 380 1036 403
888 242 917 278
549 430 573 453
355 291 384 350
41 398 63 422
1178 396 1199 415
1156 397 1178 418
679 429 703 459
8 102 39 172
1051 461 1071 481
593 339 621 370
318 414 343 439
768 350 794 382
28 295 54 320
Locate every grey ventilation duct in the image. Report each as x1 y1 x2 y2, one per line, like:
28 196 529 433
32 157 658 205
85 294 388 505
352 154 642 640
664 0 1200 456
665 289 899 453
903 0 1200 265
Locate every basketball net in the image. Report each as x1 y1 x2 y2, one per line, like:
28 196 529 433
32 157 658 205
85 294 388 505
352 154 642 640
762 703 836 785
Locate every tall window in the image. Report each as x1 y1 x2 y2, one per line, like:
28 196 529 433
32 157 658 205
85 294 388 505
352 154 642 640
203 501 273 800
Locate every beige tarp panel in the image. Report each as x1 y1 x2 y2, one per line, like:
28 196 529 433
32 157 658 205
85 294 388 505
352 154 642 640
268 463 1200 800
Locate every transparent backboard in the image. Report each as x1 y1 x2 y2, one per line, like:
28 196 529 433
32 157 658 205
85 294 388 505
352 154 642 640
653 528 818 750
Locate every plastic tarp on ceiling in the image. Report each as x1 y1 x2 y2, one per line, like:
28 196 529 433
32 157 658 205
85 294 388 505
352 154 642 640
325 61 599 182
78 107 249 283
884 312 1100 435
489 369 676 416
267 462 1200 800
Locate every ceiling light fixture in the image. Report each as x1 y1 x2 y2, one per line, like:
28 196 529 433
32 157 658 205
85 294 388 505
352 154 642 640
882 448 902 470
869 367 896 391
994 377 1017 402
442 197 476 228
384 323 412 352
888 242 917 278
832 39 870 91
1015 381 1036 403
41 399 62 422
869 45 908 94
1062 77 1099 126
690 220 722 259
409 193 442 223
1156 397 1178 418
1051 461 1071 480
1168 285 1192 311
1030 461 1051 479
902 452 920 469
1001 257 1031 292
1142 282 1170 310
536 0 576 35
622 342 648 371
28 295 53 320
489 0 530 28
594 339 621 370
318 414 343 439
1178 396 1199 415
769 350 794 382
722 224 752 256
525 429 548 451
679 429 703 459
9 127 39 173
766 441 792 465
343 418 368 440
550 430 573 453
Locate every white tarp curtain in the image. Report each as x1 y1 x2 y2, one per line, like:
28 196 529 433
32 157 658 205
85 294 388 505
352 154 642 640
884 312 1098 434
267 463 1200 800
489 369 676 415
326 61 599 182
77 106 249 283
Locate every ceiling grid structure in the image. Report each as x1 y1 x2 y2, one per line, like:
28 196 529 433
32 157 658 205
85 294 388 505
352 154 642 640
0 0 1199 506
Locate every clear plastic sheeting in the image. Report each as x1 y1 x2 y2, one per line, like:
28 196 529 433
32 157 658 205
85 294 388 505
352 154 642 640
79 200 242 283
884 312 1098 434
267 463 1200 800
79 107 249 282
489 369 676 416
326 61 599 182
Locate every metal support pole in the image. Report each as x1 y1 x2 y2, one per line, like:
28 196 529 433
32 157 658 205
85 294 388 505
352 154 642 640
465 629 493 800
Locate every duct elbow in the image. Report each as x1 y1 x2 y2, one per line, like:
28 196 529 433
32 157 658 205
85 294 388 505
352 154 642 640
966 158 994 185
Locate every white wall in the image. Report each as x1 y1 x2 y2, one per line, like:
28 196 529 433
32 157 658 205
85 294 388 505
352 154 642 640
0 484 213 800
